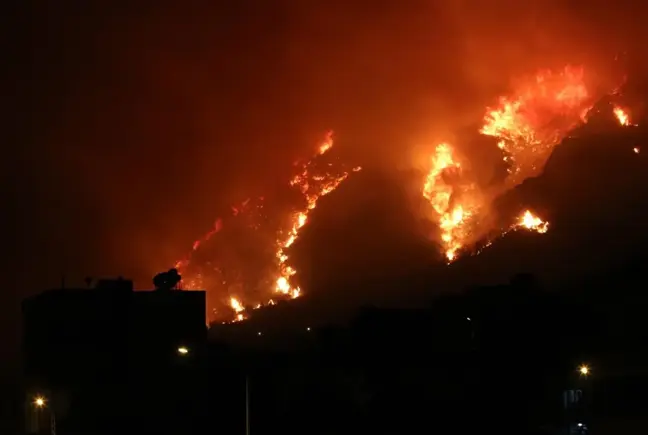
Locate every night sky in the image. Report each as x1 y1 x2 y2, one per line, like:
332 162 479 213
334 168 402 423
3 1 648 373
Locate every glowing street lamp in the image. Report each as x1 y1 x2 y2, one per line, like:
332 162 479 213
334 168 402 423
578 365 590 376
177 346 189 355
32 394 55 435
33 396 46 408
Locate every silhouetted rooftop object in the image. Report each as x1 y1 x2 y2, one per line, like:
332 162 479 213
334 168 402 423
153 268 182 291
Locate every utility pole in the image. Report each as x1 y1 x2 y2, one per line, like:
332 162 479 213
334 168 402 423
245 376 250 435
50 409 56 435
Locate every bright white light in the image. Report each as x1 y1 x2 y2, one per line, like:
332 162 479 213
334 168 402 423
579 365 590 376
466 317 471 321
306 327 311 331
577 423 583 427
257 332 262 336
34 396 45 407
177 346 189 355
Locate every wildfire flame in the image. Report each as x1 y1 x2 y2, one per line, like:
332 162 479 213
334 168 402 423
423 143 481 262
174 219 223 276
176 64 635 323
422 66 593 261
176 131 360 322
274 131 356 300
480 66 592 185
230 297 246 322
612 105 635 126
513 210 549 234
422 142 551 261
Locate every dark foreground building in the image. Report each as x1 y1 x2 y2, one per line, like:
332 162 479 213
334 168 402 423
22 277 207 435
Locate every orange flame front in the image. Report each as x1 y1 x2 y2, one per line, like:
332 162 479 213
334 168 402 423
176 131 360 322
274 131 357 299
481 66 592 185
514 210 549 234
230 297 246 322
422 66 592 261
423 143 481 262
612 105 634 126
176 64 636 322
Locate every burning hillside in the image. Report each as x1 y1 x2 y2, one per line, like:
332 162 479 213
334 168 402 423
176 64 638 323
481 66 593 185
419 65 634 262
175 132 361 322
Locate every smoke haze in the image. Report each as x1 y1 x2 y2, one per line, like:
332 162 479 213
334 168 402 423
4 0 648 365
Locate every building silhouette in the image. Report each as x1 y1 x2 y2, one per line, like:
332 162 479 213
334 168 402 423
22 276 207 435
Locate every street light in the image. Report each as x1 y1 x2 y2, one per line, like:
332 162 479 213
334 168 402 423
32 394 55 435
578 365 590 376
177 346 189 355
